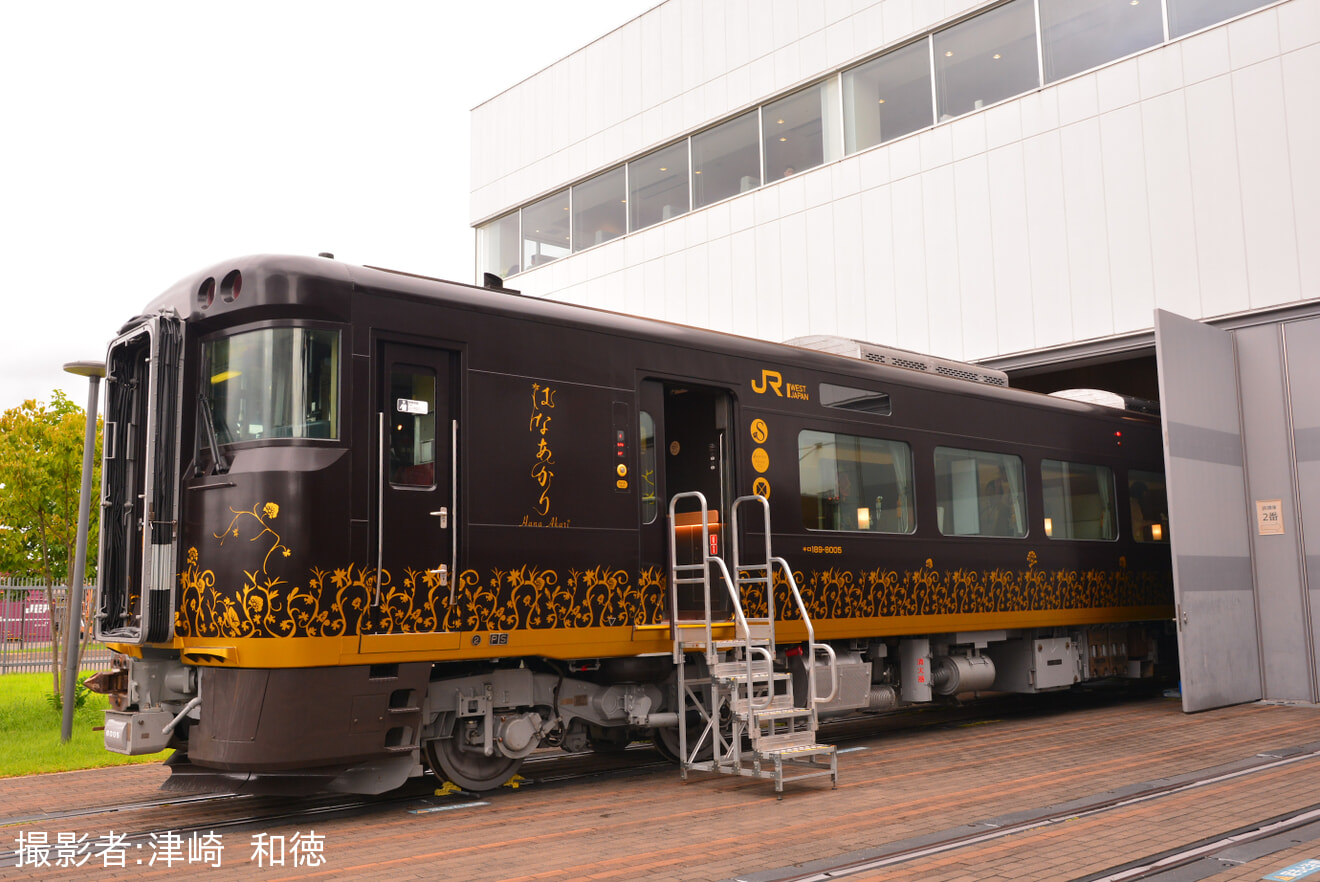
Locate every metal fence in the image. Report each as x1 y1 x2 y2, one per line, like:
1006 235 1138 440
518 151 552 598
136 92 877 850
1 578 112 675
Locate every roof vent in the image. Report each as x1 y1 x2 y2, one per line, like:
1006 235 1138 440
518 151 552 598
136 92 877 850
786 335 1009 387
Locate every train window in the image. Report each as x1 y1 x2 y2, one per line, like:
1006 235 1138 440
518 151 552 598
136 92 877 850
390 371 436 487
933 447 1026 538
799 430 915 533
1128 470 1170 543
820 383 891 415
1041 460 1117 541
203 328 339 444
640 411 658 524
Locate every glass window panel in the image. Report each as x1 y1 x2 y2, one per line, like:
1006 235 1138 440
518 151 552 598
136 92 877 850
933 0 1039 122
640 411 658 524
843 40 934 154
521 188 570 270
205 328 340 444
820 383 892 415
572 166 626 252
691 110 760 208
933 447 1027 537
477 212 520 280
629 142 690 231
1041 460 1117 540
763 83 829 184
1040 0 1164 83
390 371 436 487
799 430 916 533
1168 0 1272 37
1128 469 1170 543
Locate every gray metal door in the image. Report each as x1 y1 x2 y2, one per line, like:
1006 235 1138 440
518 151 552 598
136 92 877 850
1154 309 1261 712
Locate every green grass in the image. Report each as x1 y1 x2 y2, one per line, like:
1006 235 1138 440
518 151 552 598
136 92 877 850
0 672 169 777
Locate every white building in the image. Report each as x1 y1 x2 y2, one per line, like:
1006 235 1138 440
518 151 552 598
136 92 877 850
470 0 1320 707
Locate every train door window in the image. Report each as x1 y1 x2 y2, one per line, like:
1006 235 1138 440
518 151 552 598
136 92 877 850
1128 469 1170 543
390 370 436 487
1041 460 1117 540
934 447 1026 538
799 430 915 533
639 410 658 524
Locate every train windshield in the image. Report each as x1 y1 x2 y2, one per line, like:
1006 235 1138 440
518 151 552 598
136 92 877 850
202 327 340 444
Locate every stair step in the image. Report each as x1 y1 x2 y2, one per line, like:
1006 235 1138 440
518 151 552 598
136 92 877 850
755 731 821 751
760 742 837 759
751 705 814 722
733 693 795 715
711 659 773 677
713 638 771 651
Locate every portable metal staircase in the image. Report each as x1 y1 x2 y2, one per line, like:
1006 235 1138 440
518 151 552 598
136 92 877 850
667 492 839 798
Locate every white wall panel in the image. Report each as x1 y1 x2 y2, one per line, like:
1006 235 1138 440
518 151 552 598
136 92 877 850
1138 43 1185 99
754 220 786 341
1279 0 1320 52
986 144 1034 355
1141 92 1203 318
922 165 963 357
882 0 916 45
1228 6 1281 68
729 228 759 337
984 101 1022 152
1184 75 1249 317
860 184 900 346
685 243 711 329
804 166 835 210
953 156 999 359
890 176 931 352
1059 118 1115 339
1018 89 1060 139
1020 133 1072 350
1181 27 1232 85
663 250 688 323
779 211 811 337
724 0 752 70
1234 59 1301 309
952 114 988 162
1056 75 1100 127
707 235 734 332
920 126 954 172
643 254 665 318
681 0 706 94
1096 60 1141 114
805 204 840 335
832 193 867 337
778 174 808 218
1100 105 1156 333
1283 44 1320 299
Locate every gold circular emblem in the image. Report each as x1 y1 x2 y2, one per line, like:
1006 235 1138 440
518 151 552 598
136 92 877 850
752 477 771 499
617 463 627 477
750 419 769 444
751 447 770 473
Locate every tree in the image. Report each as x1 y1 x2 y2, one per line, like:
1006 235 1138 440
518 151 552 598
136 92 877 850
0 391 102 705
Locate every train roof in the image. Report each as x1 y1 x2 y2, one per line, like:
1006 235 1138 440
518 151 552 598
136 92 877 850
136 253 1158 426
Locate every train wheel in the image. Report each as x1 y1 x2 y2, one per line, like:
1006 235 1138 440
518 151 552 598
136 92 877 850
424 735 523 792
652 718 714 763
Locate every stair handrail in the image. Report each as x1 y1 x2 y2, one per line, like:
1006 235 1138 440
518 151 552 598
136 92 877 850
730 494 776 643
707 554 775 710
771 556 839 705
668 491 715 660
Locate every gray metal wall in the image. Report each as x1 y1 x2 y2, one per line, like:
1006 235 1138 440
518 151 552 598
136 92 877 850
1160 311 1320 709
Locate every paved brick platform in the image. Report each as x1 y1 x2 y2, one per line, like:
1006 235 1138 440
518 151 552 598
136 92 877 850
1 694 1318 881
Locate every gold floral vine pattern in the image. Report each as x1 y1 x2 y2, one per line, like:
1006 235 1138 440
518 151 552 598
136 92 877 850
175 502 1171 639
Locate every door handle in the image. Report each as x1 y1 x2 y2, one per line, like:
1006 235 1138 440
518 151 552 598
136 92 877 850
428 563 449 586
431 508 448 529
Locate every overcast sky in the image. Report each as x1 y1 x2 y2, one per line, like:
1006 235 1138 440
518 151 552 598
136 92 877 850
0 1 658 414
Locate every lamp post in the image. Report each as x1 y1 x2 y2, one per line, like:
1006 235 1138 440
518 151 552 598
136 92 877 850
61 360 105 743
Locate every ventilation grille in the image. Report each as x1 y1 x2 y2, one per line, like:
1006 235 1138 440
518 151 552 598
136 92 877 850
788 335 1010 387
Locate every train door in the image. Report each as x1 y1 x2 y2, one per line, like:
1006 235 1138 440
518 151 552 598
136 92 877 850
638 379 736 619
366 341 459 637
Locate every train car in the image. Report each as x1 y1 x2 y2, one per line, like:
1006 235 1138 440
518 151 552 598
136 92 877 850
88 254 1173 795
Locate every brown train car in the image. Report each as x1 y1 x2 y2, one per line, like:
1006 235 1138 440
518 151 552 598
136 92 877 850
89 254 1173 794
